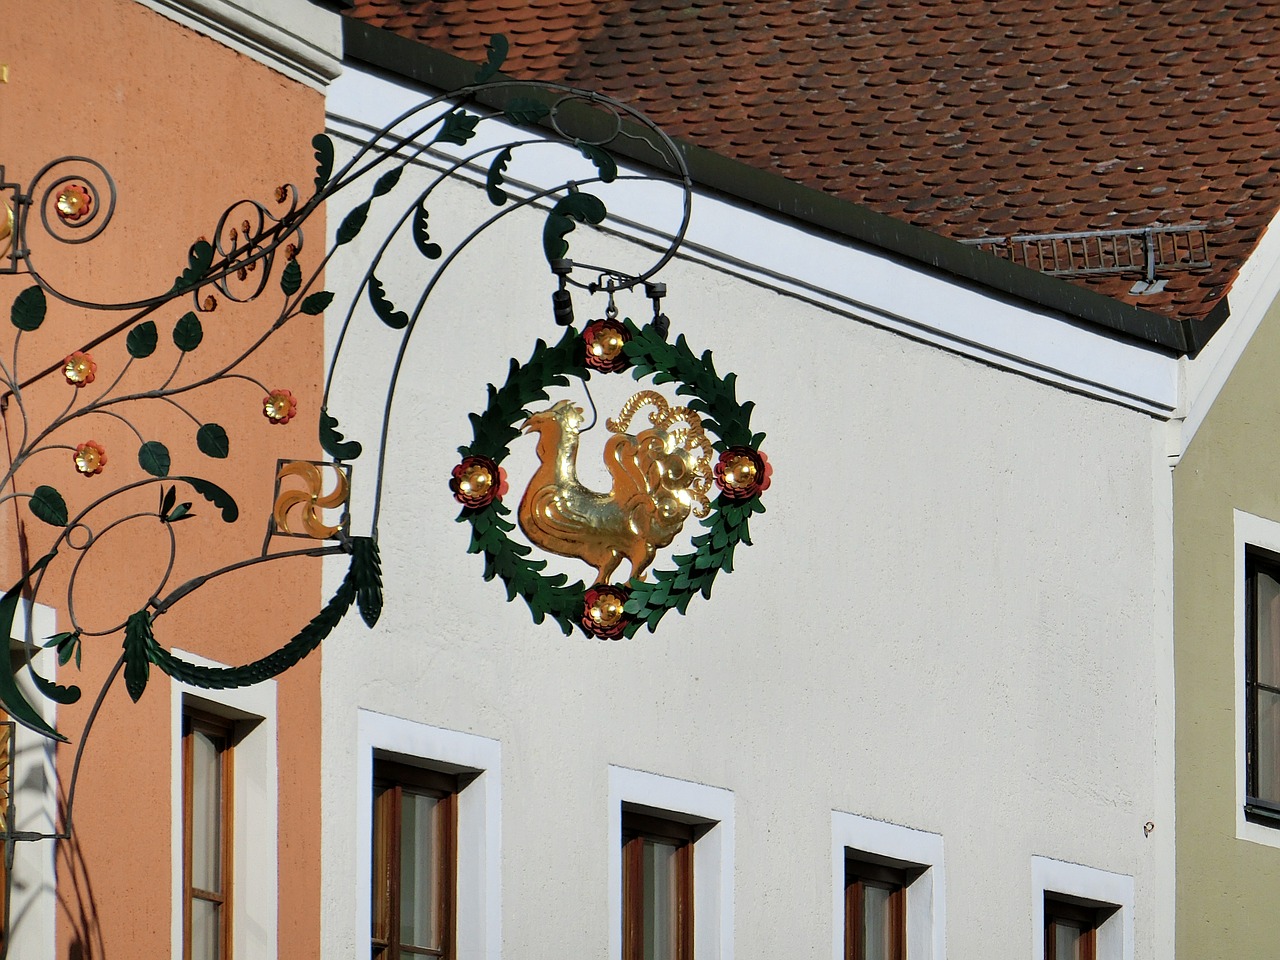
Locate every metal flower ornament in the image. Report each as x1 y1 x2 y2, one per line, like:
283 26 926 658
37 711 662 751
0 35 769 865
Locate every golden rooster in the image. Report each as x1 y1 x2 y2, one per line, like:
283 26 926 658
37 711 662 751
517 391 713 583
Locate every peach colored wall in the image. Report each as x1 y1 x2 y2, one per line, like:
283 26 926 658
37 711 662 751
3 1 326 957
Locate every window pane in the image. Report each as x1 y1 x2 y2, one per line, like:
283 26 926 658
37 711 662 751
1052 918 1085 960
371 786 391 944
191 729 222 892
399 791 441 950
191 897 221 960
1259 688 1280 802
1258 569 1280 687
862 883 893 960
642 839 679 960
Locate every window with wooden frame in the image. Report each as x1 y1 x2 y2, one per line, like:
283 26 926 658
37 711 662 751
0 716 11 960
621 811 695 960
1247 550 1280 823
1044 896 1100 960
845 857 907 960
371 759 458 960
182 709 234 960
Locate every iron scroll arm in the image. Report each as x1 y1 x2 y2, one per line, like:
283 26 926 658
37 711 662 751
0 38 696 896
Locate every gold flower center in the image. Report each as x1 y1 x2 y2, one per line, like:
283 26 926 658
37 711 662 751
75 447 101 474
720 454 758 489
458 464 493 497
588 593 625 627
265 396 291 420
56 188 87 219
591 329 625 361
65 357 92 383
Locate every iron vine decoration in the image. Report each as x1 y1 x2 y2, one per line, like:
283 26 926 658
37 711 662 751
0 34 769 918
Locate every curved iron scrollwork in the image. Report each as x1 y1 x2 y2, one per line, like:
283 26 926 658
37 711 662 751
0 36 693 872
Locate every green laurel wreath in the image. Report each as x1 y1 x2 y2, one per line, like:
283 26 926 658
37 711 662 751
456 320 767 637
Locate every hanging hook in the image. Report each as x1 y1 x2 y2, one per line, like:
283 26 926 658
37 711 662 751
645 280 669 339
604 281 618 321
578 378 599 433
550 258 574 326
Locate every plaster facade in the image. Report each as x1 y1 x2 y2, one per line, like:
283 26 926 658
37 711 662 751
319 65 1177 959
2 0 334 955
1173 288 1280 956
9 7 1247 956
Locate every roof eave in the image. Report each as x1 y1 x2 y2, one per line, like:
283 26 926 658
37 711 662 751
342 18 1223 358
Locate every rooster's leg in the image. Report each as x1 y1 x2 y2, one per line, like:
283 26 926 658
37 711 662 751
627 542 658 582
595 550 624 584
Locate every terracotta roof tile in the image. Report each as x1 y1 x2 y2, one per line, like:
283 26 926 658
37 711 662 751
346 0 1280 322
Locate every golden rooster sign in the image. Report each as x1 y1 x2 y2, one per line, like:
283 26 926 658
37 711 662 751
450 320 770 639
518 391 713 584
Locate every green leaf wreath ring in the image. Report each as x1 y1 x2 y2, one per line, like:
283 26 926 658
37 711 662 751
451 319 771 638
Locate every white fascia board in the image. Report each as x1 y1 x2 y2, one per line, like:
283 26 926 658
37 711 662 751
134 0 343 90
675 202 1177 416
1175 206 1280 459
327 64 1178 417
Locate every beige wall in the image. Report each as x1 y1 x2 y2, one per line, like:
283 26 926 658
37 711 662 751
2 0 328 956
1174 291 1280 954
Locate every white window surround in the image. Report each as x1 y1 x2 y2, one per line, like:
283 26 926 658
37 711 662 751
355 709 502 960
831 811 945 960
607 765 735 960
1233 509 1280 848
169 650 278 960
6 601 58 960
1031 856 1133 960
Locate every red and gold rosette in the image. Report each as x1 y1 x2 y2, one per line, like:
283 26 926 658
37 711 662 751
582 319 631 373
55 183 93 223
581 583 630 639
449 455 508 509
714 446 772 500
263 388 298 425
74 440 107 477
63 351 97 388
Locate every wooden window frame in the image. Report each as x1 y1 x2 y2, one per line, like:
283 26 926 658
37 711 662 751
621 811 695 960
0 717 12 960
1044 897 1098 960
844 857 907 960
182 708 234 960
371 759 458 960
1246 550 1280 823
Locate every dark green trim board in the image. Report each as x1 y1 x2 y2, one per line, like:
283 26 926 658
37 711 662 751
342 18 1224 358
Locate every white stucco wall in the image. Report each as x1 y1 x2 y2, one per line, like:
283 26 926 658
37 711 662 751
319 71 1175 960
